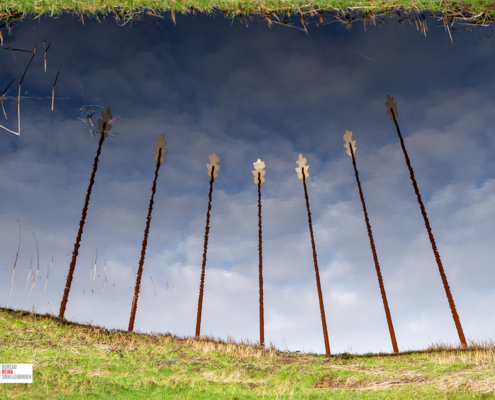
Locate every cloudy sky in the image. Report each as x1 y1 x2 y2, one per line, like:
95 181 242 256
1 11 495 355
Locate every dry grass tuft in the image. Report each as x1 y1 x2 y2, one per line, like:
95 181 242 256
425 338 495 366
436 374 495 393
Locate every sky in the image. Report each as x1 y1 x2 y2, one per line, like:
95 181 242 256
1 11 495 356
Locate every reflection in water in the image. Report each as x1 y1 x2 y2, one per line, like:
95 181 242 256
0 12 494 355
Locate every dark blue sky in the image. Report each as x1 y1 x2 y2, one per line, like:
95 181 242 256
1 12 495 354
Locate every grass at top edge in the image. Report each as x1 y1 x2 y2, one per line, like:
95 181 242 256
2 0 495 19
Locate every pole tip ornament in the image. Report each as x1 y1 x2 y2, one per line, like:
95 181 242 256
153 134 168 165
252 158 266 187
386 94 399 122
343 130 357 157
206 153 220 181
295 153 309 180
97 107 113 138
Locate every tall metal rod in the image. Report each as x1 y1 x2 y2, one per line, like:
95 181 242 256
390 107 467 347
301 167 331 356
128 147 163 332
195 166 215 338
348 143 399 353
258 172 264 348
59 127 106 319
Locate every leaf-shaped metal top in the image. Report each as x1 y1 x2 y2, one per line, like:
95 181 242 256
295 153 309 180
343 130 357 157
206 153 220 181
153 134 168 165
386 94 399 122
252 158 266 187
97 107 113 138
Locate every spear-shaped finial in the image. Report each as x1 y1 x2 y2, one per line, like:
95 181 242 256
295 153 309 181
97 107 113 138
343 130 357 157
206 153 220 182
153 134 168 165
385 94 399 122
252 158 266 188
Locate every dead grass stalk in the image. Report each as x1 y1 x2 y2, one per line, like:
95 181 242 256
6 219 21 308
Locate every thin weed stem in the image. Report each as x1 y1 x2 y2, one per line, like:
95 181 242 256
6 219 21 308
21 233 39 314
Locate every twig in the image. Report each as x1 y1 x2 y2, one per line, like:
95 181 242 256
1 78 15 120
4 47 32 53
44 43 50 73
100 260 108 293
21 233 40 314
25 253 33 289
147 276 156 314
6 219 21 308
44 256 53 292
0 124 20 135
101 274 107 293
328 40 374 62
51 71 59 111
18 45 37 136
93 249 98 281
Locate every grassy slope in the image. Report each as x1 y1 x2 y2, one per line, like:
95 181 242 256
1 307 495 399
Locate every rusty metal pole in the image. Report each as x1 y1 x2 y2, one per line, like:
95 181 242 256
59 108 115 319
196 153 221 339
128 135 166 332
344 131 399 353
295 154 330 356
253 159 266 348
386 94 467 348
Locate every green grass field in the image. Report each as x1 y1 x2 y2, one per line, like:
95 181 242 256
1 306 494 399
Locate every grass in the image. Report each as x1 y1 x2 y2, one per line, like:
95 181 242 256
2 0 495 30
1 306 495 399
